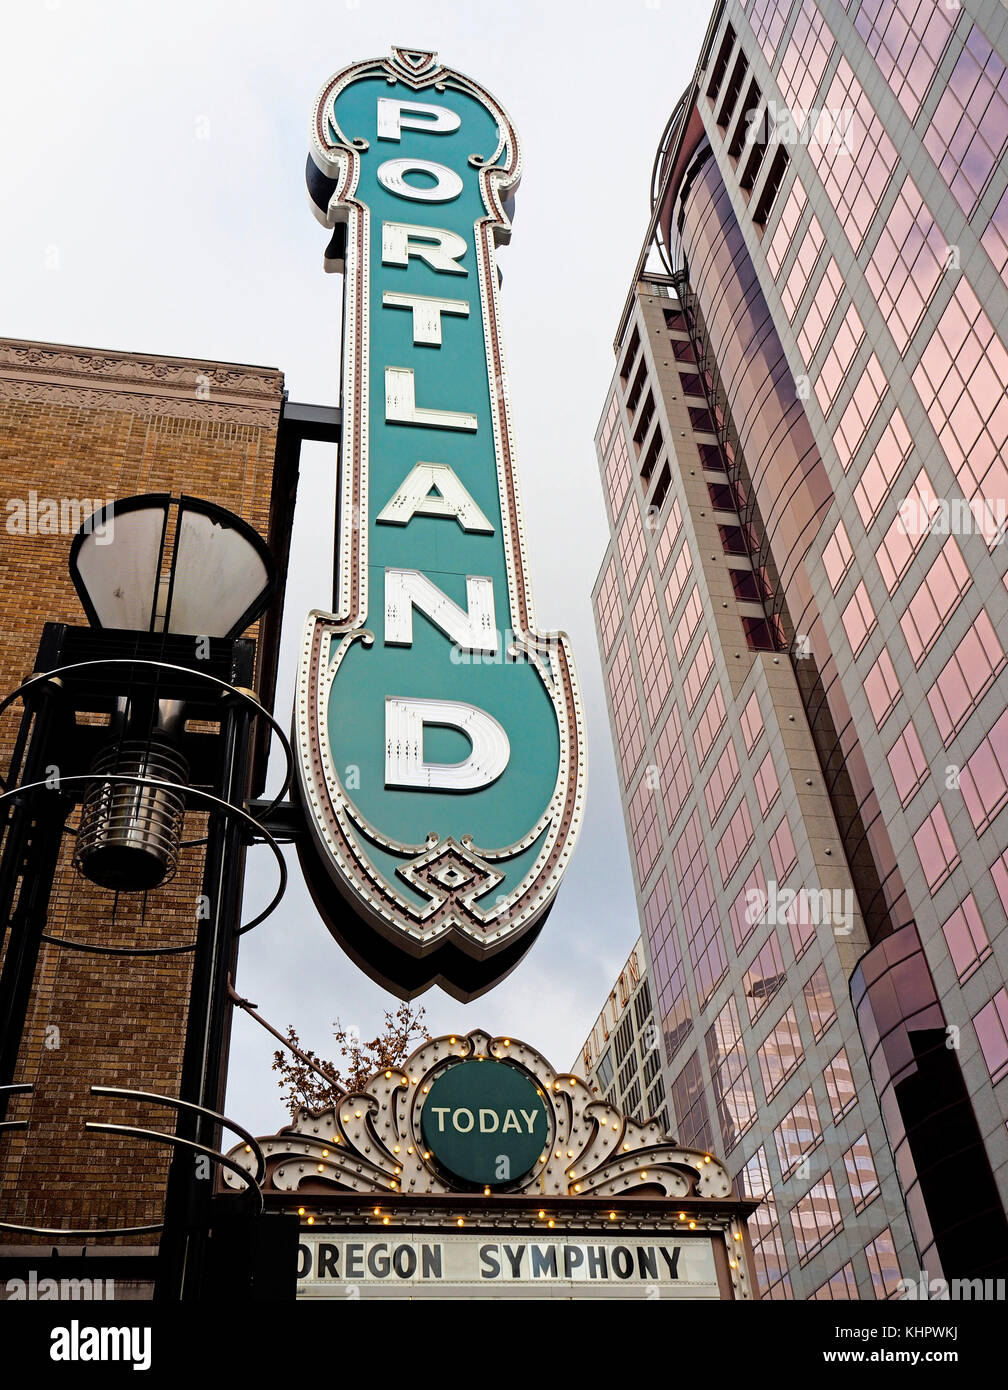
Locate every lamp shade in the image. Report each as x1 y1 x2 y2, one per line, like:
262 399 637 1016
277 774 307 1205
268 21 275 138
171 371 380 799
69 494 276 638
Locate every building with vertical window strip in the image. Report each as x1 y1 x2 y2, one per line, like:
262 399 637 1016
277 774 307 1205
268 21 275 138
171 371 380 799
594 0 1008 1300
573 938 669 1133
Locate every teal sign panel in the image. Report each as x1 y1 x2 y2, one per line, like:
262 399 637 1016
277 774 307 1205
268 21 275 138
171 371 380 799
420 1060 550 1186
296 48 585 1000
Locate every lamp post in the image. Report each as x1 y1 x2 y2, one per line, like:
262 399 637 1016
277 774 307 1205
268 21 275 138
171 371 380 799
0 493 288 1298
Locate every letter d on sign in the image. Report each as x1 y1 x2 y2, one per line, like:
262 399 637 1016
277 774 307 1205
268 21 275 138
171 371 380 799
385 697 510 791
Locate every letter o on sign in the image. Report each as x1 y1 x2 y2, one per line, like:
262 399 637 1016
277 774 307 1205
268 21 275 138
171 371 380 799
377 157 463 202
452 1107 474 1133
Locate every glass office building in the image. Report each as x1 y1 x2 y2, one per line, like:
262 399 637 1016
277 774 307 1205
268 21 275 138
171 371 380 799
594 0 1008 1298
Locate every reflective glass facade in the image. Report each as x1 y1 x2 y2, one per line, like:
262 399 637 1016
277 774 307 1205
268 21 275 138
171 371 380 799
594 0 1008 1296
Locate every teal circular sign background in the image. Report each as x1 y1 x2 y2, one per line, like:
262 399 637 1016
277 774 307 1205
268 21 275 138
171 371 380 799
421 1060 551 1187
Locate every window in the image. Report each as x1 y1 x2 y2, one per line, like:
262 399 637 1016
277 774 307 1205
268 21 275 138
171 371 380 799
912 280 1008 549
790 1174 844 1263
706 739 741 825
749 0 788 63
604 428 631 517
864 648 901 729
741 691 764 753
899 536 971 666
683 635 715 713
632 574 673 725
887 719 929 806
655 704 691 833
607 637 646 783
705 996 758 1154
804 964 837 1041
823 1048 857 1121
674 586 705 663
766 176 807 280
644 871 692 1065
595 556 622 658
599 395 619 453
665 543 694 618
834 354 888 472
991 849 1008 920
596 1048 613 1092
673 811 729 1007
814 304 865 417
758 1006 804 1101
628 775 662 886
769 815 798 882
753 145 790 228
924 24 1008 217
738 1145 791 1299
774 1085 823 1180
754 751 781 816
844 1133 880 1213
973 989 1008 1085
864 176 947 352
822 518 854 592
782 215 825 323
876 468 939 594
617 501 647 593
981 184 1008 289
670 1051 714 1153
743 931 786 1024
812 1262 859 1300
798 257 845 365
655 495 683 574
853 406 913 527
960 709 1008 835
855 0 956 121
842 581 877 657
940 894 991 985
777 0 835 115
812 58 899 252
865 1228 902 1298
729 861 766 954
742 616 780 651
717 799 755 887
705 23 737 101
927 610 1005 743
913 803 960 893
693 684 727 768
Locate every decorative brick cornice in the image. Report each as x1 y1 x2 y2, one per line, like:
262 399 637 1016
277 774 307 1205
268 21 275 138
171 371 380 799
0 338 284 426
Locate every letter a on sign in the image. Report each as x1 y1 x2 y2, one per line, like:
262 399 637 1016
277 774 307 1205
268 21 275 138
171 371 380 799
297 47 585 1000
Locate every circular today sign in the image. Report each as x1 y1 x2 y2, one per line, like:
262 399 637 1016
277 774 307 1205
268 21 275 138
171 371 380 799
421 1059 551 1187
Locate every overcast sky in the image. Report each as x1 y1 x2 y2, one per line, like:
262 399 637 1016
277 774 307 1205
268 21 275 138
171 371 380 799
1 0 709 1136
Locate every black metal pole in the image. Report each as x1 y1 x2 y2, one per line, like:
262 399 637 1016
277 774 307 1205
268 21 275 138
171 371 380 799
156 653 254 1301
0 667 69 1127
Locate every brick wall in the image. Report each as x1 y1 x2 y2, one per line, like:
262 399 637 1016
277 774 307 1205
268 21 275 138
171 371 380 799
0 338 286 1245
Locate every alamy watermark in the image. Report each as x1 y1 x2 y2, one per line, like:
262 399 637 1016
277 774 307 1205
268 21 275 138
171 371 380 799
4 492 114 544
896 493 1007 545
746 880 854 936
898 1269 1006 1300
746 101 856 154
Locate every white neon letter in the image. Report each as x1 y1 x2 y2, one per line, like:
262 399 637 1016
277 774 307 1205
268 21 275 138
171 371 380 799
377 98 461 141
386 367 477 431
385 697 510 791
377 158 462 203
376 463 494 533
382 291 469 346
382 222 468 275
385 569 497 653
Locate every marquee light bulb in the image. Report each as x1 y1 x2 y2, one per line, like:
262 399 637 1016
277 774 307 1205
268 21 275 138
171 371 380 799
538 1209 545 1219
609 1211 617 1220
548 1220 555 1229
307 1216 315 1225
298 1207 306 1216
373 1207 380 1216
456 1217 464 1227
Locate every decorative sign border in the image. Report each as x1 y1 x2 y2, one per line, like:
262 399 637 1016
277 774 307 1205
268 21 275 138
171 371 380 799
295 48 586 998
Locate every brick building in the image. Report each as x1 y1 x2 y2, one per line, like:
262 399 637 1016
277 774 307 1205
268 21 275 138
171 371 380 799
0 338 291 1276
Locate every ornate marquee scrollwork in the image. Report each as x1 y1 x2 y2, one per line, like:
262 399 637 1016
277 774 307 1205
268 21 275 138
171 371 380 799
224 1030 733 1202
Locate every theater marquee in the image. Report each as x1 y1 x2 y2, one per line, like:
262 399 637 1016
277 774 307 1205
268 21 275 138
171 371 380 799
224 1031 756 1300
296 47 585 1000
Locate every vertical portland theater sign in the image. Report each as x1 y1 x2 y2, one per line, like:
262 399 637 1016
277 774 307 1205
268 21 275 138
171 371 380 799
297 48 585 999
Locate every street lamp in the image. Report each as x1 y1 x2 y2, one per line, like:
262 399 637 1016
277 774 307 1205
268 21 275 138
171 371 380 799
68 495 276 892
